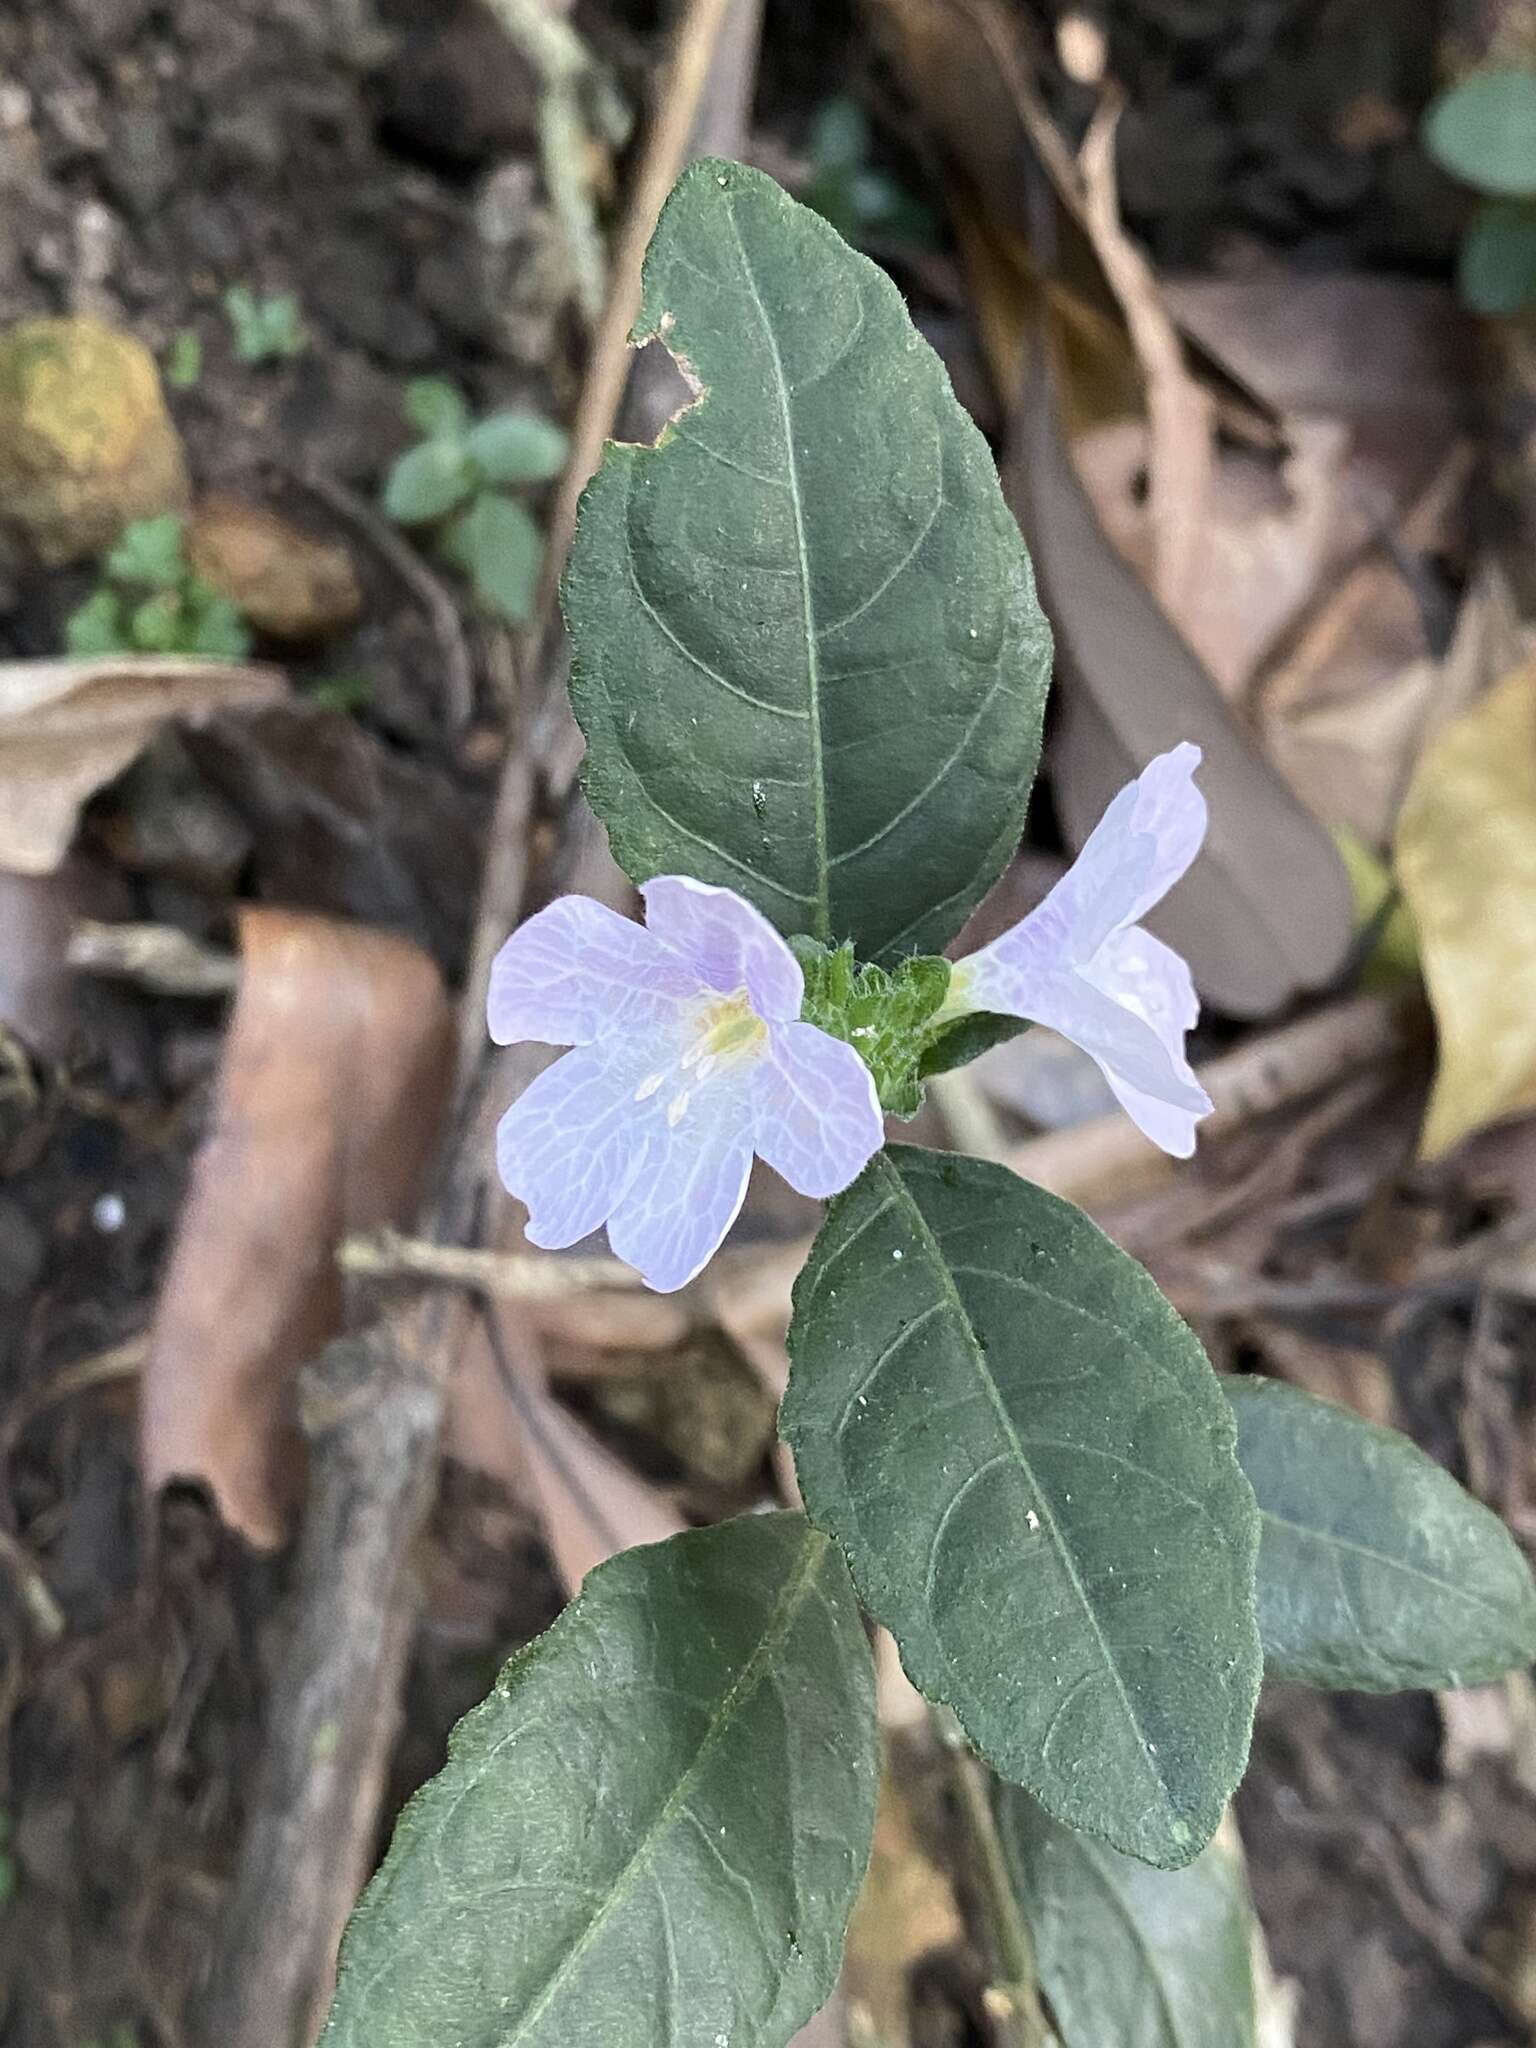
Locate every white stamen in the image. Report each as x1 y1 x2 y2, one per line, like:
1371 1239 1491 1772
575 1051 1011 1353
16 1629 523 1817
634 1071 666 1101
694 1053 718 1082
680 1037 705 1071
666 1090 690 1127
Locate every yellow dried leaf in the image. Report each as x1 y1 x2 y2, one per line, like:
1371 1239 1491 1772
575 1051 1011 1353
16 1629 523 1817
1395 660 1536 1157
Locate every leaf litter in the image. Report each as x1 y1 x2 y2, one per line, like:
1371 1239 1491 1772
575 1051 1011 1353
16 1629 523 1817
3 2 1536 2045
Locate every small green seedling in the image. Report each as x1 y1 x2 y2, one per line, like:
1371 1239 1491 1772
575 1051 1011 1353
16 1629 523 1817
165 329 202 390
802 96 937 249
1425 66 1536 313
305 671 373 714
223 285 307 365
381 378 569 625
65 515 252 659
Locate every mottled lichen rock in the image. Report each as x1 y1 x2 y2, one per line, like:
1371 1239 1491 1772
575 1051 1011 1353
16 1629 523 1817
0 317 189 564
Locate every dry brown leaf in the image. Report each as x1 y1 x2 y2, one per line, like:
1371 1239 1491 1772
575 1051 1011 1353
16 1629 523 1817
0 655 286 876
1395 660 1536 1159
1268 551 1533 847
1077 95 1215 619
1010 345 1355 1017
449 1315 685 1595
141 906 453 1546
0 855 130 1058
1163 273 1471 431
1076 412 1358 700
843 1760 963 2048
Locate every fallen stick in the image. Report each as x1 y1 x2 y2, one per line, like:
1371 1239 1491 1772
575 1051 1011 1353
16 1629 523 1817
192 8 761 2045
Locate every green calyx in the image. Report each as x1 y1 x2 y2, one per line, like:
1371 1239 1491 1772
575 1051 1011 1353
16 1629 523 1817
792 939 953 1116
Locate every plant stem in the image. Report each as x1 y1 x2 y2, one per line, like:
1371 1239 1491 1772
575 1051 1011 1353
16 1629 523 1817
934 1710 1055 2048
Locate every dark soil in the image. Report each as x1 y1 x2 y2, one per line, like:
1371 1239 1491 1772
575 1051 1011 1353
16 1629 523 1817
0 2 1530 2045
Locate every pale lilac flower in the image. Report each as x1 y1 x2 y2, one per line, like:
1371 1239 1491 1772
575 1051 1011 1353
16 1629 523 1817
946 743 1214 1157
488 877 884 1292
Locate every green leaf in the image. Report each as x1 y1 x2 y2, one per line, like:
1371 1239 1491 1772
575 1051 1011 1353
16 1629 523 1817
456 489 543 623
566 158 1050 963
917 1009 1026 1079
809 97 870 174
322 1512 877 2048
224 285 307 364
64 588 126 657
1460 196 1536 313
165 328 202 391
784 1147 1261 1868
466 409 570 485
1426 67 1536 197
128 590 185 651
1227 1375 1536 1691
403 376 470 440
996 1788 1257 2048
382 440 476 525
106 513 186 588
185 585 253 658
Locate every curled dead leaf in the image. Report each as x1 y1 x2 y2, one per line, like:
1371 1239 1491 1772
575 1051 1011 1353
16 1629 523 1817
1010 345 1355 1016
0 656 286 877
1395 660 1536 1159
140 906 453 1546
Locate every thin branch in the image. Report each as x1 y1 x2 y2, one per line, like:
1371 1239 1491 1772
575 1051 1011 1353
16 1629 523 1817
295 469 476 732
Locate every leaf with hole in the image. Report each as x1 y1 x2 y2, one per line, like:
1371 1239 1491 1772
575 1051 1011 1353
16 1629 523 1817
1228 1375 1536 1690
997 1788 1257 2048
320 1511 878 2048
784 1146 1261 1867
565 157 1051 963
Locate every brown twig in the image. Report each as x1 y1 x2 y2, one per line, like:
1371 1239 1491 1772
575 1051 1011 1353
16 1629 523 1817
295 468 476 733
0 1525 64 1640
195 9 758 2045
337 1227 643 1299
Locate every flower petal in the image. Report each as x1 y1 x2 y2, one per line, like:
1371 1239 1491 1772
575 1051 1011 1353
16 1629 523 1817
487 896 698 1047
751 1022 884 1198
1003 968 1210 1115
1082 926 1211 1155
1035 743 1207 969
604 1081 755 1292
641 875 803 1021
495 1037 659 1248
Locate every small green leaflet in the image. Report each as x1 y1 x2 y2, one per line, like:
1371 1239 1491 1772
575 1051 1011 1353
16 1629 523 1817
1227 1376 1536 1691
784 1148 1261 1869
1424 66 1536 198
566 158 1051 964
321 1513 877 2048
996 1787 1257 2048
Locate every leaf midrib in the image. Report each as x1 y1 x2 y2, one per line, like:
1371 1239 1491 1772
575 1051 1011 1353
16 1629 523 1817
1074 1841 1195 2048
878 1153 1171 1820
503 1524 828 2045
1259 1506 1518 1618
726 193 831 942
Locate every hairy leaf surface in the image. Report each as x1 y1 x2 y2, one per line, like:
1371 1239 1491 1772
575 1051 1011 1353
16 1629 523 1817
784 1147 1261 1866
1229 1376 1536 1690
321 1512 878 2048
566 159 1051 962
997 1788 1257 2048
